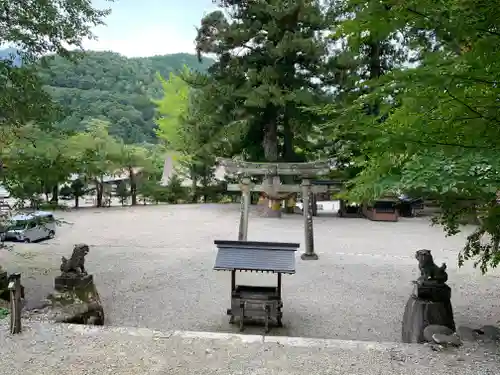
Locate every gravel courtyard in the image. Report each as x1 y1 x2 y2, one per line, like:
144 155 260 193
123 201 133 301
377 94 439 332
1 204 499 342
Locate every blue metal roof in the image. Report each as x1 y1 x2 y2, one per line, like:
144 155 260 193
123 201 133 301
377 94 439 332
214 240 299 274
11 211 54 221
32 211 53 216
11 214 31 221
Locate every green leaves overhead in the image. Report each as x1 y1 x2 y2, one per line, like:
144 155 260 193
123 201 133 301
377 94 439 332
0 0 111 58
316 0 500 272
0 0 112 137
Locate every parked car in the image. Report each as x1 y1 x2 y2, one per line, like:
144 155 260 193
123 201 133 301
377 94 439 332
1 211 56 243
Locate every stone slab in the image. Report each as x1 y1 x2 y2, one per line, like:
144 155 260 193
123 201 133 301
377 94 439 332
54 274 93 291
0 271 7 288
412 283 451 302
0 322 499 375
46 280 104 325
402 296 456 343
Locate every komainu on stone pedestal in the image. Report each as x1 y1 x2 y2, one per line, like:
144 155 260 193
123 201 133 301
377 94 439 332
55 243 93 291
45 244 104 325
401 249 456 344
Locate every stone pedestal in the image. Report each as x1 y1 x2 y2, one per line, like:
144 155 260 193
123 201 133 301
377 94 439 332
46 276 104 325
412 283 451 301
0 271 7 288
300 253 319 260
55 274 93 291
0 271 8 300
401 293 455 343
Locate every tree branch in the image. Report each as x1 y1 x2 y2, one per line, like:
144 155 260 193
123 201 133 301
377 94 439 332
444 88 500 124
405 7 500 39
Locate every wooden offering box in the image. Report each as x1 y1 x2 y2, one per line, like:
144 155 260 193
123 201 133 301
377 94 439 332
213 240 299 333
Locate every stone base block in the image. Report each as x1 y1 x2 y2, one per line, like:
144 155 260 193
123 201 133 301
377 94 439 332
47 280 104 326
301 252 319 260
412 283 451 302
0 271 7 288
55 274 93 291
401 295 455 343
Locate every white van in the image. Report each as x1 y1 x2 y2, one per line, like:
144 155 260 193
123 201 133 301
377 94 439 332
2 211 56 243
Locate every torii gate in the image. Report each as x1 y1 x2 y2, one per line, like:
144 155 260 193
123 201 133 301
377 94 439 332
218 158 333 260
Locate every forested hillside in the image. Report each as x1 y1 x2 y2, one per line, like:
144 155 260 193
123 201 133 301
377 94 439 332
0 49 214 143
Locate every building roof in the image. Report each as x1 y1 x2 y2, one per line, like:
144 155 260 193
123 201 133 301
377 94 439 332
213 240 299 274
11 211 53 221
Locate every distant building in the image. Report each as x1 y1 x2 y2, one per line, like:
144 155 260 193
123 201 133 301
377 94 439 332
68 167 144 185
161 155 227 187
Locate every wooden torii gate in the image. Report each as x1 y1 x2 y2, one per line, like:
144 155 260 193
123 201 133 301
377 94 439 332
219 158 332 260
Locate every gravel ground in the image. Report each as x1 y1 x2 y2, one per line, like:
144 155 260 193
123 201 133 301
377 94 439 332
0 322 499 375
0 203 499 342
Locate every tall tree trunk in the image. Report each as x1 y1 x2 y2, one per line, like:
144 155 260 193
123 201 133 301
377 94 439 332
282 115 296 162
51 184 59 204
129 167 137 206
365 39 383 117
190 168 198 203
95 178 103 207
367 40 382 79
262 117 281 217
282 113 297 192
74 195 79 208
263 120 278 162
202 165 208 203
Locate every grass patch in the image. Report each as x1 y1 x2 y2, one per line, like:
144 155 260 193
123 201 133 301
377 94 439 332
0 307 9 319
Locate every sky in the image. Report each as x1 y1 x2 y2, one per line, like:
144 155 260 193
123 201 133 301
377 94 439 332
82 0 219 57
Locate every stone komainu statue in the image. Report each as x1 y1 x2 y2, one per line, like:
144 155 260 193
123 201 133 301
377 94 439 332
415 249 448 284
60 244 90 275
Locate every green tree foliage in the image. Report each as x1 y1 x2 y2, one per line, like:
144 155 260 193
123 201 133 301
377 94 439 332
1 121 167 208
155 70 219 202
70 179 86 208
59 178 87 208
155 70 191 151
1 124 76 207
317 0 500 272
310 0 408 175
0 0 111 138
115 180 130 206
164 174 188 204
67 119 122 207
114 141 154 205
194 0 332 162
35 51 214 143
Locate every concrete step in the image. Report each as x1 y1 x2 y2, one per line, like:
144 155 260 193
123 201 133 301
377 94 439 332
0 322 499 374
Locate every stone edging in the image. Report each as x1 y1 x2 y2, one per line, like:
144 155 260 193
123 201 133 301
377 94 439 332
60 323 422 352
